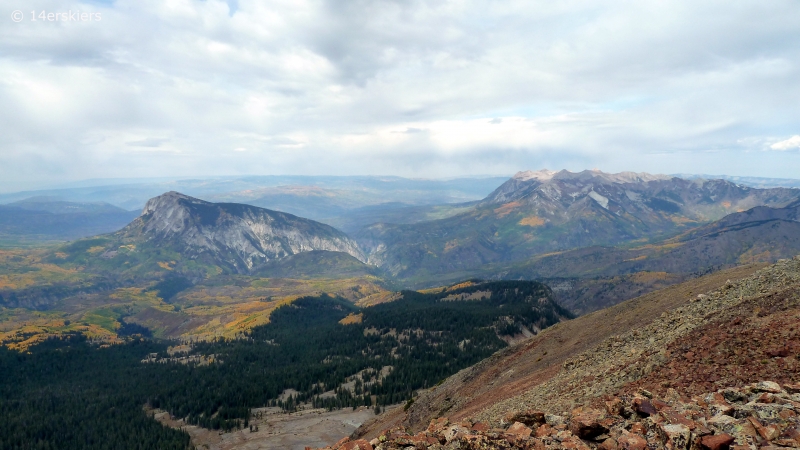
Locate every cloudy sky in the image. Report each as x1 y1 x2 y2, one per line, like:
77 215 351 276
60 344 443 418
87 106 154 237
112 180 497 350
1 0 799 192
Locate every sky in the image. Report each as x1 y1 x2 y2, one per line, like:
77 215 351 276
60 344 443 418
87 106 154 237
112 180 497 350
1 0 799 192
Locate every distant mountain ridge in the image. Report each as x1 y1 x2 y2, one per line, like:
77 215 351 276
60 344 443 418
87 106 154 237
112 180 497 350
357 169 799 282
482 169 796 219
0 198 138 244
117 191 365 273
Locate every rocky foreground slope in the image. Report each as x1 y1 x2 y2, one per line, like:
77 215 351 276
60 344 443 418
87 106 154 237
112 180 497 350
345 256 800 447
318 380 800 450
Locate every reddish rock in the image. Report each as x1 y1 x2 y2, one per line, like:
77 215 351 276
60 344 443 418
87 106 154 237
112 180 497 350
761 425 781 441
633 398 658 416
409 433 439 445
756 393 776 404
630 423 646 435
699 434 735 450
322 381 800 450
569 408 609 439
507 422 533 438
599 437 619 450
340 440 373 450
736 420 761 444
785 383 800 394
618 432 648 450
506 409 547 427
606 398 623 416
427 417 449 433
652 399 670 411
661 408 696 428
749 416 780 441
561 435 592 450
535 423 554 438
472 421 490 432
779 425 800 443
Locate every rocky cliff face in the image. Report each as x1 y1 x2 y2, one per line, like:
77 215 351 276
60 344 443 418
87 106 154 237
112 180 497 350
120 192 365 272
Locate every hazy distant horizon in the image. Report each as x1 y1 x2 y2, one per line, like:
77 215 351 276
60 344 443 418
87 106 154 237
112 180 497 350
2 169 800 199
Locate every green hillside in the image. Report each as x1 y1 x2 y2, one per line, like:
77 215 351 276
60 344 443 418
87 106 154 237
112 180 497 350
0 280 569 447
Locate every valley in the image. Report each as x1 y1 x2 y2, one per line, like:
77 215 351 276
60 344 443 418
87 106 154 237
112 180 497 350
153 405 383 450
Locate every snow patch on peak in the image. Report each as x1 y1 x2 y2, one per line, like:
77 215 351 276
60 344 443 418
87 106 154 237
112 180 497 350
588 191 609 209
513 170 556 182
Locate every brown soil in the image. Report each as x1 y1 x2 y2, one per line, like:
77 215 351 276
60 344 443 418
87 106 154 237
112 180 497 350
623 284 800 398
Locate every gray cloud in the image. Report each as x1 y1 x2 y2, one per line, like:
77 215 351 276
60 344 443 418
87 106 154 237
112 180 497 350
1 0 799 191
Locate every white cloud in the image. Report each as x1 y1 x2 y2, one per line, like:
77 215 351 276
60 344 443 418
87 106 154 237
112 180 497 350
771 136 800 151
1 0 800 191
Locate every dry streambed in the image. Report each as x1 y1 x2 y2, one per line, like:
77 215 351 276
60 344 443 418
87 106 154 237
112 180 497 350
153 405 393 450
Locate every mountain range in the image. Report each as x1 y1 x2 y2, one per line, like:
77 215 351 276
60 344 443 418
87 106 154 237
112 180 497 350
0 176 506 243
3 169 799 321
356 169 799 283
2 169 800 450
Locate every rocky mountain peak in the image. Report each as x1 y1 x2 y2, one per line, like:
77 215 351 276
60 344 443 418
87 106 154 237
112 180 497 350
510 169 672 186
483 169 796 218
512 169 557 182
141 191 195 215
122 192 366 272
552 169 672 184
